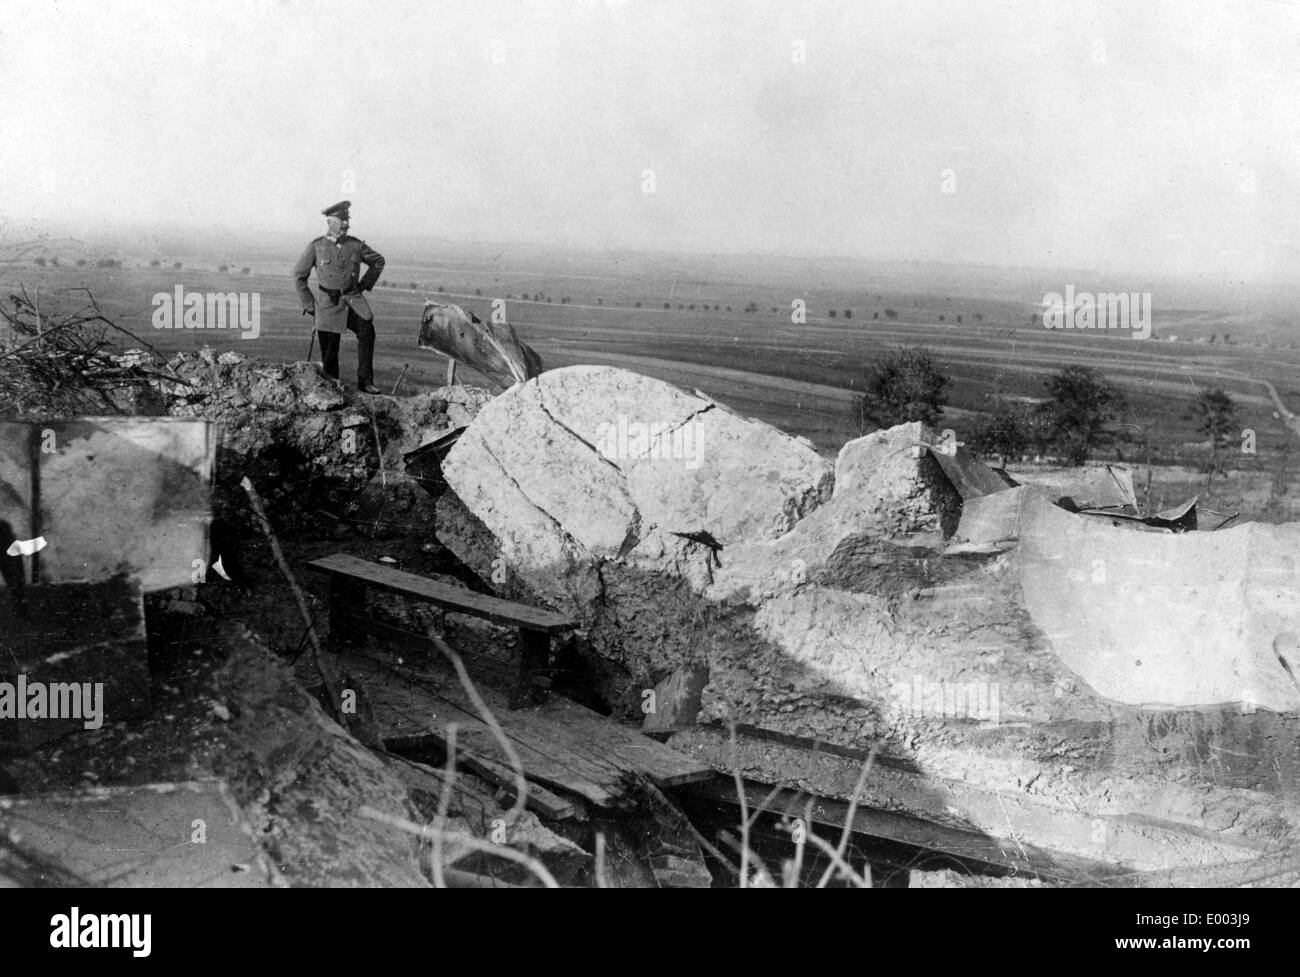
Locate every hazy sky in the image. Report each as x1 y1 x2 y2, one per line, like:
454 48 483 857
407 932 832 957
2 0 1297 281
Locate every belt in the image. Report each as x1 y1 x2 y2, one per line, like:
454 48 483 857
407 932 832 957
319 285 360 302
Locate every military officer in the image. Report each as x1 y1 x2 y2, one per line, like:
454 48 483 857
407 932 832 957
293 201 385 393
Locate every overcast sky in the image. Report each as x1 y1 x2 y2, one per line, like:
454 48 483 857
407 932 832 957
2 0 1297 281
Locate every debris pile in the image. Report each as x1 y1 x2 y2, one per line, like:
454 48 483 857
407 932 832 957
161 347 489 528
436 364 1300 877
6 347 1300 887
1 288 171 417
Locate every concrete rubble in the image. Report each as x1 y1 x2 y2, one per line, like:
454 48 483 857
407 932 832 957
436 364 1300 872
6 349 1299 886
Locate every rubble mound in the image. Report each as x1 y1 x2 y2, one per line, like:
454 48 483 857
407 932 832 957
161 346 490 525
437 366 1300 860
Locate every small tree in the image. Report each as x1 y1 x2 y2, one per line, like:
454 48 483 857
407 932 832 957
843 309 852 320
970 399 1032 463
173 262 182 270
242 267 251 274
828 309 837 318
883 308 898 320
1187 386 1239 494
848 345 950 434
218 264 229 272
1036 366 1126 466
34 257 46 267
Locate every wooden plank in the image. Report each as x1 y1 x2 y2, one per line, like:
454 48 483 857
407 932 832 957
343 650 713 804
668 726 1280 880
512 694 714 789
308 553 575 633
388 750 584 830
681 778 1103 885
343 653 608 811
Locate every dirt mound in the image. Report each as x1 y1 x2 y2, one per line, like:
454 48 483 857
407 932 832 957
161 346 490 527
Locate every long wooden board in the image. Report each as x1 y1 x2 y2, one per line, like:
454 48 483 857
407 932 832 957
308 553 576 633
668 725 1284 884
342 651 715 812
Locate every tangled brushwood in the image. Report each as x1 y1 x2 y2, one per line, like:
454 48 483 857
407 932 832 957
0 286 183 418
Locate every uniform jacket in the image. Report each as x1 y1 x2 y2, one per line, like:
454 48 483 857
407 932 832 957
293 234 385 333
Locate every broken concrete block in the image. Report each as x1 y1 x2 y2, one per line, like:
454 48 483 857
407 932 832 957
0 418 214 593
0 780 281 887
441 366 833 611
642 665 709 732
1015 491 1300 711
1007 464 1138 512
955 484 1044 545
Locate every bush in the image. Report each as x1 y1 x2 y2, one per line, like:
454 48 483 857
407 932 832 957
173 262 182 270
848 345 950 434
843 310 851 319
1036 366 1127 466
1187 386 1240 487
150 259 161 267
969 400 1033 462
242 267 251 274
828 309 837 318
883 308 897 320
218 264 229 272
33 257 45 267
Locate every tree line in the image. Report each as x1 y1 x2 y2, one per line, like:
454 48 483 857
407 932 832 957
849 345 1241 479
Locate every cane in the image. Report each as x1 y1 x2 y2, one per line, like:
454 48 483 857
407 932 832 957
303 308 316 361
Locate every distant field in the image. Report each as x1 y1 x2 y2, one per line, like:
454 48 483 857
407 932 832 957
5 245 1299 520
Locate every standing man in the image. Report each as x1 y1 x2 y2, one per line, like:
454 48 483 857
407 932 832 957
293 200 385 393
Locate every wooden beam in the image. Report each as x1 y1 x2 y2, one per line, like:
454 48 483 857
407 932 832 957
307 553 576 633
341 650 714 810
667 725 1279 882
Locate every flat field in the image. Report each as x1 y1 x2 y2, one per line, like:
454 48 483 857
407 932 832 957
6 239 1299 520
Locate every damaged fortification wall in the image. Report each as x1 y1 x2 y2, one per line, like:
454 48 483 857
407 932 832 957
436 365 1300 856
